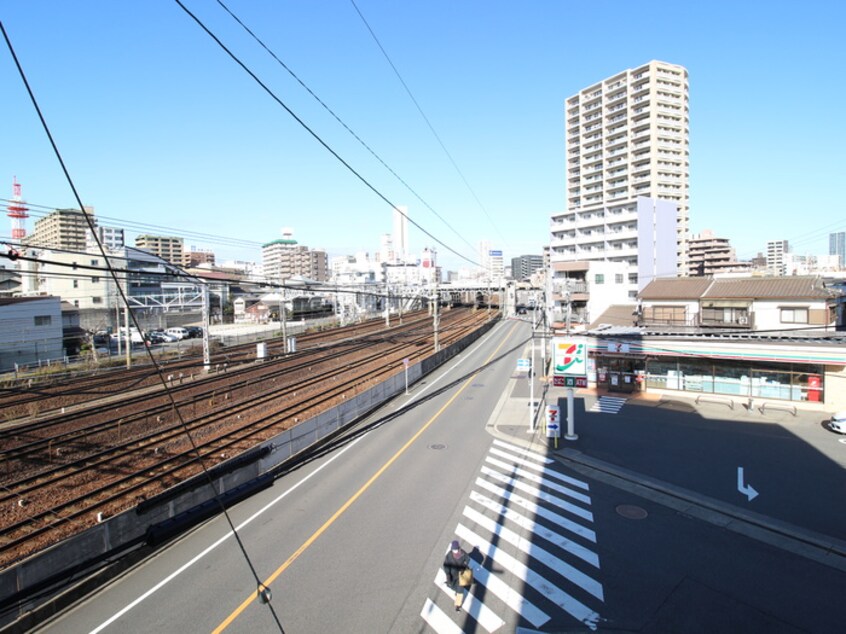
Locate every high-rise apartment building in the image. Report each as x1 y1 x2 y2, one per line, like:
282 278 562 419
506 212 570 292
829 232 845 268
262 235 328 282
511 254 544 281
86 225 125 252
766 240 789 275
687 229 750 276
549 60 689 322
26 207 96 252
135 235 184 267
393 206 409 263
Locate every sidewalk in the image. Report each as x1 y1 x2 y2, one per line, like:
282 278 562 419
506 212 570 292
485 368 846 573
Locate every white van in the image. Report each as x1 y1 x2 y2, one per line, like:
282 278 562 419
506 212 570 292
165 327 189 341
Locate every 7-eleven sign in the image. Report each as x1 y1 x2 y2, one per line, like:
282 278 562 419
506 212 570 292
553 338 586 376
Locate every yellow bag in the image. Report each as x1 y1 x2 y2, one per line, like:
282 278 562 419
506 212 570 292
459 568 473 587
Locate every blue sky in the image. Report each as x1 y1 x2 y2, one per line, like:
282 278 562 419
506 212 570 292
1 1 844 271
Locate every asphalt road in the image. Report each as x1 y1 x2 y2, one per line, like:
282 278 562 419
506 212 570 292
31 318 846 633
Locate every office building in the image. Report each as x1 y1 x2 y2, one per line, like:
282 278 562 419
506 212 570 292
549 60 689 323
830 232 845 268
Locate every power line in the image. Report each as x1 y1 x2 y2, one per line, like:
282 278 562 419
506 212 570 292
0 20 285 630
173 0 480 270
348 0 506 244
213 0 479 256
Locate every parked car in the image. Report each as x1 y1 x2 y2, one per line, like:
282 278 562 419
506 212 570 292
184 326 203 339
149 330 178 343
92 332 110 346
165 327 189 341
830 412 846 434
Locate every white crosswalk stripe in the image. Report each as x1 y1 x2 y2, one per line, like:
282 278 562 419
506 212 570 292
590 395 627 413
423 441 604 632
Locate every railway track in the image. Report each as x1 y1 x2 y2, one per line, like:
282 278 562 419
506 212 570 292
0 311 431 419
0 308 491 568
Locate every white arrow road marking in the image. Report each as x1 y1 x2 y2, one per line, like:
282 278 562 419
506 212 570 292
737 466 759 501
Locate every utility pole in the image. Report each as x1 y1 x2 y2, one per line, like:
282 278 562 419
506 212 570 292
201 284 210 372
280 281 288 353
433 280 440 352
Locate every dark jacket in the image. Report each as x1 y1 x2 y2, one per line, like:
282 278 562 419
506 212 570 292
443 549 471 591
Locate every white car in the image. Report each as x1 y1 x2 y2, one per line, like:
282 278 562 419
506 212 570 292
830 412 846 434
165 327 189 341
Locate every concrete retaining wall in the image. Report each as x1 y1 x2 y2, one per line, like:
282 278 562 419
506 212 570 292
0 316 498 632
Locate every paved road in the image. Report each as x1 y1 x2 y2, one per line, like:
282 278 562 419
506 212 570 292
32 318 846 633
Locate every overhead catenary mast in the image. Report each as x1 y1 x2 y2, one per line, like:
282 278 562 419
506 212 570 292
7 177 29 241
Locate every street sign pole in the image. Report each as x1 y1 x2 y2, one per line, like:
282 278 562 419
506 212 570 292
565 388 578 440
529 345 535 432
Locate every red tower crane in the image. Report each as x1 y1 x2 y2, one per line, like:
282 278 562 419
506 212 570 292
7 177 29 241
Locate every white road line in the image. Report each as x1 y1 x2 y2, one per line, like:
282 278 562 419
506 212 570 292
489 447 590 490
89 434 367 634
481 464 594 522
452 526 551 628
463 505 603 601
421 598 464 634
474 477 596 543
484 456 591 504
434 569 505 632
469 491 599 567
457 524 600 631
492 438 554 464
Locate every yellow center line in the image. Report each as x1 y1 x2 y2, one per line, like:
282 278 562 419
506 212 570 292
212 320 518 632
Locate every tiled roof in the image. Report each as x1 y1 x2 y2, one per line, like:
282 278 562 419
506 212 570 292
588 304 639 329
638 278 713 300
704 276 835 299
639 276 840 301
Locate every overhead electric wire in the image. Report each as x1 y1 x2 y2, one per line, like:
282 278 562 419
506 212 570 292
213 0 479 257
0 20 284 631
0 197 265 251
173 0 479 270
348 0 507 245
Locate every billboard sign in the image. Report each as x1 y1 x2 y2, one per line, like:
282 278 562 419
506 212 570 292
553 339 587 376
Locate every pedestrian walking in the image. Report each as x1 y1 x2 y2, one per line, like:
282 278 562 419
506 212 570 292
443 540 472 611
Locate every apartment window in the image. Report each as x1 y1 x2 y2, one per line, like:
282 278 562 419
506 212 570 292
91 276 100 283
34 315 52 326
615 274 624 284
594 274 605 285
90 259 98 266
73 279 79 288
73 300 79 307
92 296 103 304
780 307 808 324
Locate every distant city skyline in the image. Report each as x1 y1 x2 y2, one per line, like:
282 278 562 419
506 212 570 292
2 3 844 270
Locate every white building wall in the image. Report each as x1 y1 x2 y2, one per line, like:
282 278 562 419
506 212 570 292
0 297 64 371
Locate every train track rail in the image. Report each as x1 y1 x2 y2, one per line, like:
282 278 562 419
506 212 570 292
0 311 432 419
0 308 491 568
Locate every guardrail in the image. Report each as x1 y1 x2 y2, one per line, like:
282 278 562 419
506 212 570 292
695 394 735 410
759 401 797 416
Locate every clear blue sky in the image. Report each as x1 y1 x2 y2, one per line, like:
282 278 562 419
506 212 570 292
1 1 844 271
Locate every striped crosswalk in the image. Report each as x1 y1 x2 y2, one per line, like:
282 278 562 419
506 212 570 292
420 439 603 632
590 395 627 414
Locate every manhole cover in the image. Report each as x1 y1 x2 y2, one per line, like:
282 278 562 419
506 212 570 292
616 504 648 520
428 443 446 450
